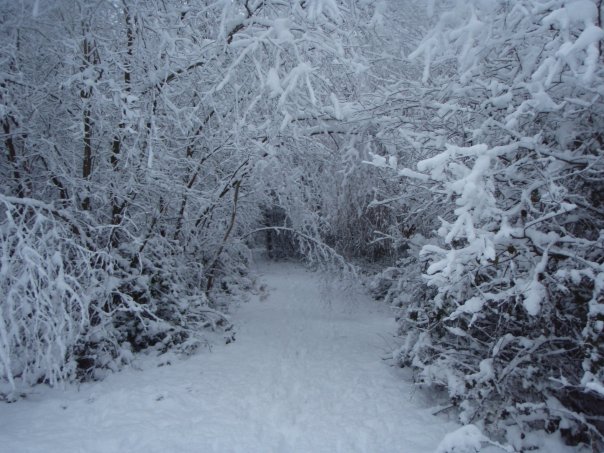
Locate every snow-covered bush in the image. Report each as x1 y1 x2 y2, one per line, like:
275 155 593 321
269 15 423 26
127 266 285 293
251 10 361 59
0 196 93 397
0 195 227 397
369 234 435 306
382 1 604 449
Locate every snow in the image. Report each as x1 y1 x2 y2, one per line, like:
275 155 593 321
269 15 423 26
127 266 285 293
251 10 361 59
488 91 512 109
434 424 517 453
330 93 342 120
434 424 488 453
585 380 604 396
523 279 546 316
543 1 599 29
448 296 485 319
399 167 430 181
365 152 387 168
0 261 459 453
306 0 341 23
272 19 294 43
266 68 283 98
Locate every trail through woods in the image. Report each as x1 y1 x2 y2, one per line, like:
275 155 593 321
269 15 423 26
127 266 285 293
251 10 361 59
0 262 461 452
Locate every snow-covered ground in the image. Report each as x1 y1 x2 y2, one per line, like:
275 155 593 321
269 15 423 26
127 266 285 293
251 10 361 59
1 261 573 453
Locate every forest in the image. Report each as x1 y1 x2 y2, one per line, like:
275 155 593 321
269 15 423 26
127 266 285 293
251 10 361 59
1 0 603 451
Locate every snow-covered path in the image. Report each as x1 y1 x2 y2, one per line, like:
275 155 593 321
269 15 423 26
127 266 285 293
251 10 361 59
0 262 458 453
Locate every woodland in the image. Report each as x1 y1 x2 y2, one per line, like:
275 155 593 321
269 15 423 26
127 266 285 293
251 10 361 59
1 0 603 450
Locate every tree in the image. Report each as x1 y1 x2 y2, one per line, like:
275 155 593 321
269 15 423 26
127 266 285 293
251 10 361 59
372 1 604 449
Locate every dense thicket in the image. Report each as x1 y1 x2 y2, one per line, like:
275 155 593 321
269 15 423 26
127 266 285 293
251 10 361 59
0 0 379 398
368 1 604 450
